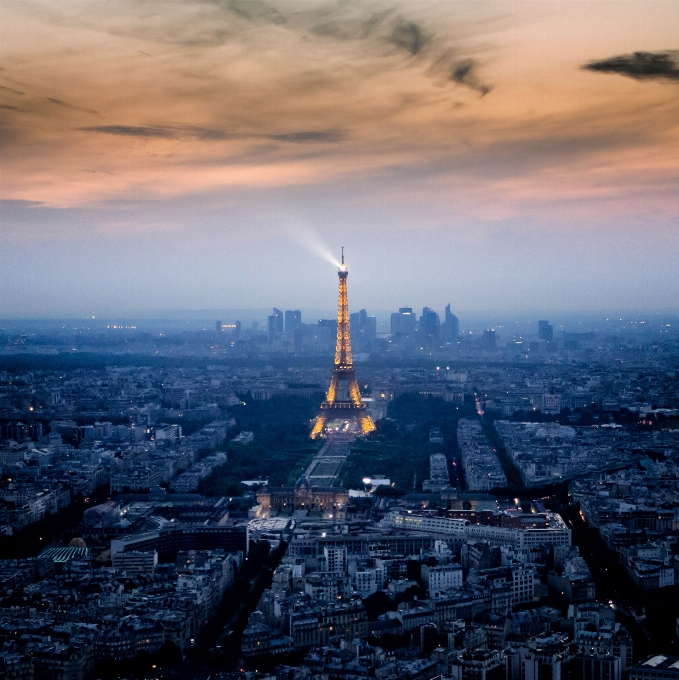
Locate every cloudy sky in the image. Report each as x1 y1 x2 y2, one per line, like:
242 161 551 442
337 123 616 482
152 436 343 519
1 0 678 318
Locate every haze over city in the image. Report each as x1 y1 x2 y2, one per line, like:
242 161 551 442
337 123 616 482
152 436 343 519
2 0 679 317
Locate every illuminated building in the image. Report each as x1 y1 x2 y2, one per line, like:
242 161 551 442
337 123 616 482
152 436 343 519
255 473 349 515
257 439 351 514
293 327 303 353
311 250 376 439
216 320 241 339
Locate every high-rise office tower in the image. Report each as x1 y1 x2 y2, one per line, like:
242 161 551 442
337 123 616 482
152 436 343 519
390 312 399 335
285 310 302 333
420 307 440 343
538 320 554 342
365 315 377 342
350 311 360 337
442 304 459 342
268 308 284 342
273 308 284 334
351 308 377 351
391 307 416 336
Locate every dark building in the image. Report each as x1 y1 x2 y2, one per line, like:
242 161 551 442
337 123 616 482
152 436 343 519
273 308 284 333
539 320 554 342
523 636 578 680
629 655 679 680
318 318 337 350
1 422 43 442
350 309 377 351
563 331 596 350
420 307 440 344
268 308 284 342
391 307 417 336
482 329 497 350
285 310 302 333
111 525 247 562
449 650 506 679
442 303 459 343
576 653 621 680
350 311 359 336
293 327 304 353
366 315 377 342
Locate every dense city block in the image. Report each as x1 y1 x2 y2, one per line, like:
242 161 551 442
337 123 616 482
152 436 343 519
1 311 678 679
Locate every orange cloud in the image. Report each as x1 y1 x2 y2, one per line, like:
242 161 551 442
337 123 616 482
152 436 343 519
1 0 677 228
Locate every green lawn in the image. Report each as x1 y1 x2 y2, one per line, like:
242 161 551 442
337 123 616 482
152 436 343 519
198 392 477 496
340 393 476 493
198 395 323 495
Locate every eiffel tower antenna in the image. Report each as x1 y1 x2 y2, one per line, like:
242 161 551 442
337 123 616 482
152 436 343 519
310 250 376 439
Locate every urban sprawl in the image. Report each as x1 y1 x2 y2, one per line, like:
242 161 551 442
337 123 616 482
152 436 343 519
1 305 678 680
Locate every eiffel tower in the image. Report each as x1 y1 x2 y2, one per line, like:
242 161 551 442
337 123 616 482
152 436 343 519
311 249 376 439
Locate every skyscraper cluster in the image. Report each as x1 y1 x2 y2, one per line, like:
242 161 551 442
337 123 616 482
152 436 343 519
391 304 460 346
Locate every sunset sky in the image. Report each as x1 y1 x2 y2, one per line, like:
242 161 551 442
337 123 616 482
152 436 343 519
1 0 678 318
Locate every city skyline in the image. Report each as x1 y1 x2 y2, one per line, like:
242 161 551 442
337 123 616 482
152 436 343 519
2 4 679 668
2 1 679 316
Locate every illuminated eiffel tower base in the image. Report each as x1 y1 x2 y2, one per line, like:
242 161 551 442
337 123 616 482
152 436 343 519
311 251 376 439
